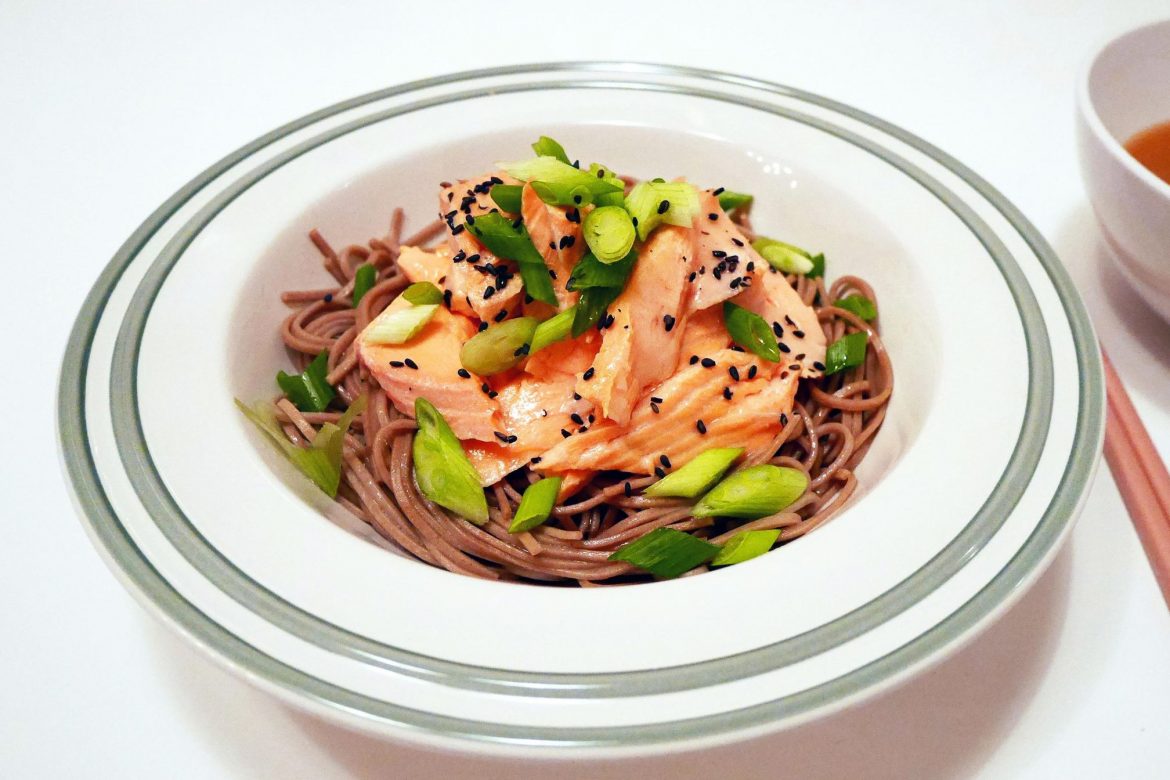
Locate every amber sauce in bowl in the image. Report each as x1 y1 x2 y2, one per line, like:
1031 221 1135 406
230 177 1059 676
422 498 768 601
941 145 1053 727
1126 121 1170 186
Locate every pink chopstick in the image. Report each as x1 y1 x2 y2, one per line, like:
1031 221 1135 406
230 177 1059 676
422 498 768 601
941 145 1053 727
1101 348 1170 608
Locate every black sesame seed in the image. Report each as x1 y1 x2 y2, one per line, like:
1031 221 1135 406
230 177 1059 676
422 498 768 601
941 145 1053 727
663 314 676 332
457 368 471 379
600 313 615 329
650 396 664 404
573 393 582 400
443 289 453 308
657 200 670 214
389 360 405 368
451 224 465 235
795 353 806 361
688 272 697 282
323 293 334 303
650 402 660 414
813 361 826 371
566 208 581 223
701 357 716 368
631 216 638 227
465 214 476 226
723 386 733 400
778 342 792 353
466 253 481 264
494 309 508 322
696 419 707 434
494 431 509 442
478 321 489 332
784 315 796 326
570 413 584 425
708 212 719 221
659 454 672 469
578 426 587 434
588 414 595 423
746 261 755 272
654 466 667 478
689 355 699 365
482 286 495 299
561 428 571 438
582 367 595 381
712 250 727 258
531 456 543 464
793 330 805 339
780 413 789 427
624 481 633 497
713 186 725 195
559 235 575 249
573 195 583 204
511 218 522 230
729 277 741 289
481 382 491 394
514 343 530 356
404 358 419 370
731 238 744 247
772 321 784 337
729 366 740 381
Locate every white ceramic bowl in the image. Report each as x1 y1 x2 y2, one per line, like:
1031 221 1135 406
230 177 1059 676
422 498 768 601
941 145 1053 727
60 64 1103 757
1077 18 1170 321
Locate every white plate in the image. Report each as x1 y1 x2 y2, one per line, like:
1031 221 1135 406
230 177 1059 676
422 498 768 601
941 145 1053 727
59 63 1103 757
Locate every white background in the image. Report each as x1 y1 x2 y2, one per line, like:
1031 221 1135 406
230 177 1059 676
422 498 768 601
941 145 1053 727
4 1 1170 777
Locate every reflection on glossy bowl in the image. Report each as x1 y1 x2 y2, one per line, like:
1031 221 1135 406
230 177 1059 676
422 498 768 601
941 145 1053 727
1076 18 1170 322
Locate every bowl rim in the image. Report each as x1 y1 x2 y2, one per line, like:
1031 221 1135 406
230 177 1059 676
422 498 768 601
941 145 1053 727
1077 17 1170 200
59 61 1104 751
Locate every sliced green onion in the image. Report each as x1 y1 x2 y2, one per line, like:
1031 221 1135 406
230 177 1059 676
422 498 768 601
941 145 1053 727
834 294 878 321
531 307 575 353
593 191 626 208
412 398 489 525
717 190 753 212
402 281 443 306
693 465 809 519
711 529 781 566
464 212 557 306
752 237 815 275
809 253 825 279
566 250 636 291
363 303 438 346
607 527 720 578
824 332 868 375
644 447 744 499
722 302 781 363
508 476 563 533
582 205 636 263
497 157 622 207
276 351 335 412
352 264 377 307
459 316 538 376
489 183 523 213
572 286 621 337
531 135 571 165
234 393 366 497
624 181 701 240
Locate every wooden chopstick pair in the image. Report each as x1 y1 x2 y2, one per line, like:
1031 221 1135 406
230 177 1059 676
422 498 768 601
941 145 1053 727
1101 348 1170 608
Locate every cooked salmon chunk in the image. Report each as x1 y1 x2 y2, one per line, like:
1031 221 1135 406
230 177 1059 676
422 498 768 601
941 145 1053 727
540 348 798 475
357 296 501 442
397 244 452 286
576 224 698 425
521 183 584 309
733 267 827 378
690 191 764 310
439 173 525 322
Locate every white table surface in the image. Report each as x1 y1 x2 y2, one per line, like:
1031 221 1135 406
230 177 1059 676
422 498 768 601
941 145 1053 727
5 1 1170 777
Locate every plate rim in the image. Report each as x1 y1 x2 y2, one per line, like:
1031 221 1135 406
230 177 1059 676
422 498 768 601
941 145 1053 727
58 62 1104 750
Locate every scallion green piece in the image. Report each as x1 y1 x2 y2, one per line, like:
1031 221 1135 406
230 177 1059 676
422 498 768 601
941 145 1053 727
572 287 621 337
489 183 523 214
363 303 438 346
711 529 781 566
352 264 377 307
834 294 878 321
644 447 744 499
402 281 443 306
464 212 557 306
607 527 720 579
717 190 753 212
531 307 575 353
412 398 489 525
752 237 814 275
234 393 366 497
824 332 868 375
497 156 622 207
531 135 570 165
624 181 701 240
722 302 781 363
508 476 563 533
566 250 636 292
459 316 538 376
693 465 808 519
276 351 335 412
582 205 636 263
809 253 825 279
